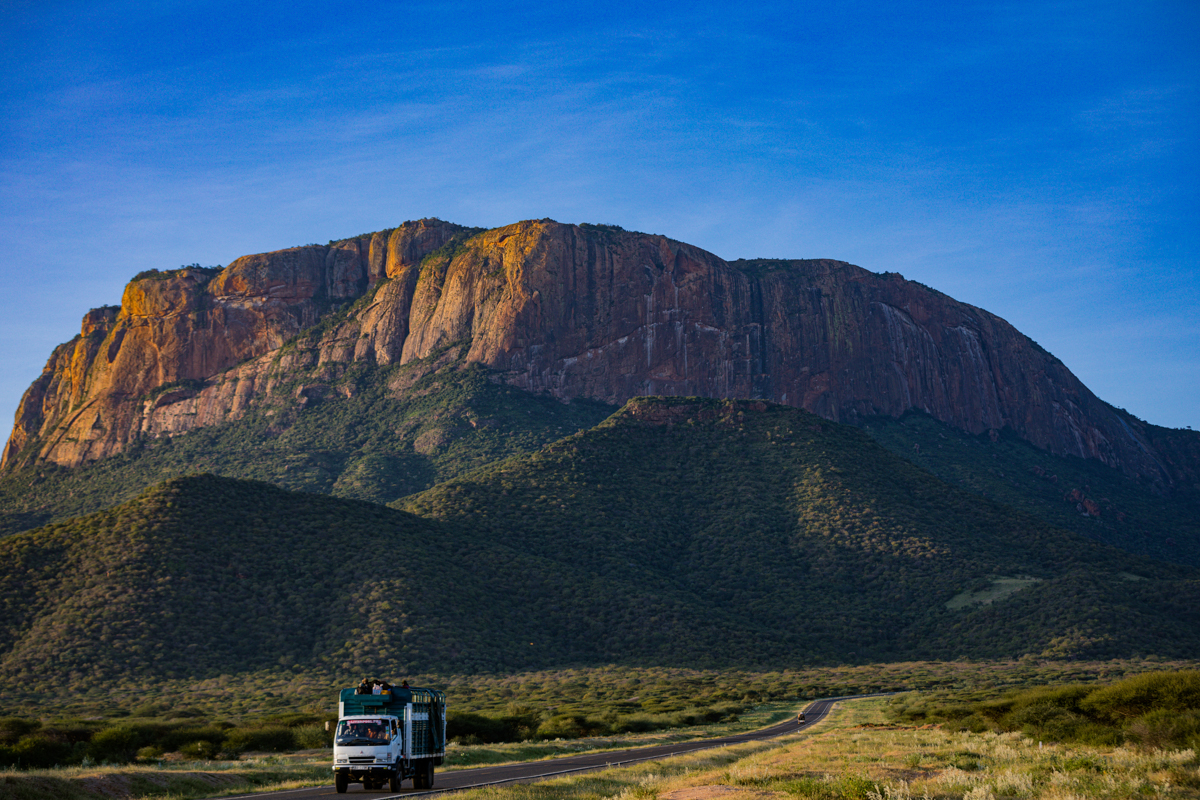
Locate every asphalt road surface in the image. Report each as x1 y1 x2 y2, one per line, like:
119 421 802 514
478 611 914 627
228 694 887 799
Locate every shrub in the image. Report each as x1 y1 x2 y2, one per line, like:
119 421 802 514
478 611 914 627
447 710 542 744
1009 684 1094 714
179 739 218 759
1005 701 1088 741
86 726 140 763
0 718 40 746
136 745 164 761
536 714 609 739
3 735 74 768
293 724 331 750
222 725 296 753
1081 670 1200 722
158 724 229 751
1126 708 1200 750
611 714 658 734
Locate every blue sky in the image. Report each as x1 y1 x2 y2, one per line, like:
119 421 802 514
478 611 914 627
1 0 1197 433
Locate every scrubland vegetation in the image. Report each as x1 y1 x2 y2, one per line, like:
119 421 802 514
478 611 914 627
451 679 1200 800
0 669 1196 799
0 368 1196 798
865 411 1200 568
889 669 1200 751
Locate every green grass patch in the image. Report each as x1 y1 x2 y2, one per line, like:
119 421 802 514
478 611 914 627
944 576 1042 610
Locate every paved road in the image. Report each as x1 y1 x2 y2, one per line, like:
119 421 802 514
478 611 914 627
228 694 886 799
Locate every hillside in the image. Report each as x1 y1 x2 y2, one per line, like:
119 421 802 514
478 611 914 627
398 397 1200 663
3 399 1198 706
0 354 613 537
863 412 1200 568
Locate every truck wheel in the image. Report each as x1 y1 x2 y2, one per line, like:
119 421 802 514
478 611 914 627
413 764 426 790
389 771 400 792
335 772 347 793
424 758 436 789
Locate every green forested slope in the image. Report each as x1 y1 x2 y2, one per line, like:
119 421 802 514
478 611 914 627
0 357 613 538
863 411 1200 567
1 399 1197 706
399 397 1200 662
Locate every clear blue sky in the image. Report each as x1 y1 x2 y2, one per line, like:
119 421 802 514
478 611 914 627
2 1 1197 432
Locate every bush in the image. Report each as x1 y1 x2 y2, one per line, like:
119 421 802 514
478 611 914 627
447 709 542 744
293 724 332 749
1126 708 1200 750
957 713 992 733
158 723 229 752
137 745 165 761
1005 702 1088 741
0 718 39 745
536 714 609 739
2 735 74 768
610 714 658 734
1009 684 1094 715
86 726 141 763
1081 670 1200 723
222 725 296 753
179 739 219 759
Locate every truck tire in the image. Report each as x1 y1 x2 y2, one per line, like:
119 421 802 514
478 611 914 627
335 772 347 793
424 758 436 789
413 762 427 790
389 771 400 792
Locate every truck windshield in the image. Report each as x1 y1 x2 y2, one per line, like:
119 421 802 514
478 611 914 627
335 719 391 744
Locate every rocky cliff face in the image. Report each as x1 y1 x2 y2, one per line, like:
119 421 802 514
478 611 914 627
3 218 1188 488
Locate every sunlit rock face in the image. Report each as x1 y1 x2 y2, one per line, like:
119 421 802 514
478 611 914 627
2 218 1180 487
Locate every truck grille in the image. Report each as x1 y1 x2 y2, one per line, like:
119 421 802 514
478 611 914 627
348 756 374 764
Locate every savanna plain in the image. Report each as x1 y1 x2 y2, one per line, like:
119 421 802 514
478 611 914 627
2 664 1199 800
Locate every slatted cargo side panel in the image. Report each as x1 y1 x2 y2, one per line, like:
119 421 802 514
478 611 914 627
409 694 446 757
411 704 431 757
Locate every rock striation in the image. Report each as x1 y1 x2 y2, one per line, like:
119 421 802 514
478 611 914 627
3 218 1191 488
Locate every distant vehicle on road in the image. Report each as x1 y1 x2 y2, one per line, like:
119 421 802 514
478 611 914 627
797 711 806 722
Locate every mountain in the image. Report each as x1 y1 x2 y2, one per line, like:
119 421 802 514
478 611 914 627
2 399 1197 701
0 354 614 536
7 219 1197 492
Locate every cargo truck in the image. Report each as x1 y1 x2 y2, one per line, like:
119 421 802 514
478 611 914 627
331 685 446 792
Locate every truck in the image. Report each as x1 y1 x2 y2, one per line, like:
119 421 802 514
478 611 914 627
331 684 447 793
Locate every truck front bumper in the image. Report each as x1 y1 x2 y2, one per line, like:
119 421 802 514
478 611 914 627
333 766 394 777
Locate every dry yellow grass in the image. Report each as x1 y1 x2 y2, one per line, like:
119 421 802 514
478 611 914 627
458 698 1200 800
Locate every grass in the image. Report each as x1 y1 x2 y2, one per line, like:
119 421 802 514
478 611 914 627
441 702 801 769
0 702 806 800
0 756 328 800
450 698 1200 800
944 577 1043 610
4 691 1199 799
